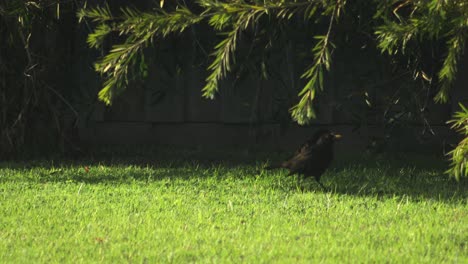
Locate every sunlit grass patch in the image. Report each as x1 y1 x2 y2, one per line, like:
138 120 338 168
0 154 466 263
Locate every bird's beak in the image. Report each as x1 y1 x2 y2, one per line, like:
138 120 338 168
333 133 342 140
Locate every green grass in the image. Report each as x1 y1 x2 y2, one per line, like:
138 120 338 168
0 153 467 263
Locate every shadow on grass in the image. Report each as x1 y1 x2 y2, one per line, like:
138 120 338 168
324 167 467 203
1 150 467 203
288 154 468 203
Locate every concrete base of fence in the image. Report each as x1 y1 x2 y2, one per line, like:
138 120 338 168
79 122 456 157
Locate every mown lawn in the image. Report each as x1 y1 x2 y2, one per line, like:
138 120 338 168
0 153 467 263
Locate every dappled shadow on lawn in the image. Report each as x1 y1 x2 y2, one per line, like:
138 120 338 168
1 151 467 203
256 153 467 203
290 156 468 203
328 169 467 204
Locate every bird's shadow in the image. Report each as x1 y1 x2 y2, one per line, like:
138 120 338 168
278 156 468 204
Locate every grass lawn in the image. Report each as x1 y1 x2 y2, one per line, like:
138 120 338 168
0 152 467 263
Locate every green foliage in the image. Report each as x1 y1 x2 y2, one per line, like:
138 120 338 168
291 0 341 124
198 0 336 105
375 0 468 179
78 4 202 104
446 103 468 181
201 1 268 99
436 32 466 103
375 0 468 103
78 0 345 123
78 1 468 178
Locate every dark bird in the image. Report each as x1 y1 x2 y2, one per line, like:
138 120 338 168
266 129 342 189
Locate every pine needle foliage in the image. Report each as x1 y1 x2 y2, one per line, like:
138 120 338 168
78 3 202 104
79 0 468 179
375 0 468 103
78 0 345 123
291 0 343 123
197 0 343 108
446 104 468 181
375 0 468 180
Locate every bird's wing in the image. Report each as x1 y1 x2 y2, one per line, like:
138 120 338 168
295 140 313 155
282 140 312 163
282 146 314 172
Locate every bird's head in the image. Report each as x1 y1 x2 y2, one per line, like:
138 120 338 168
312 129 342 145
